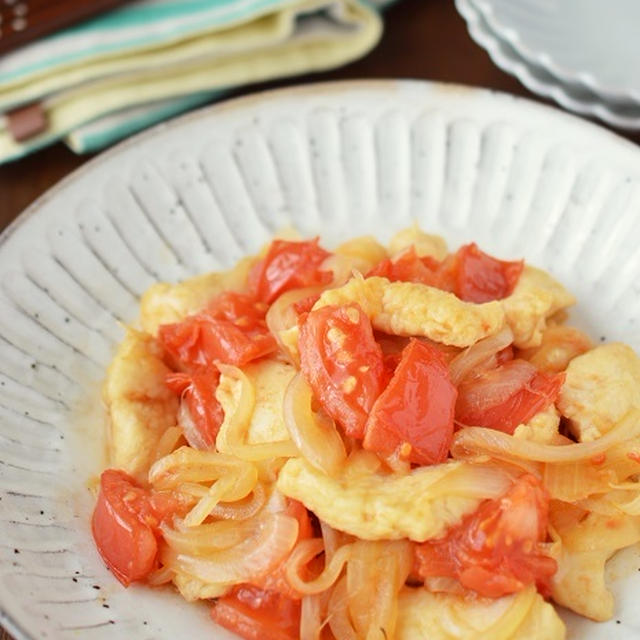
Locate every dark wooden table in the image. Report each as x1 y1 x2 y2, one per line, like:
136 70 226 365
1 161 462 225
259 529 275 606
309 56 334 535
0 0 637 638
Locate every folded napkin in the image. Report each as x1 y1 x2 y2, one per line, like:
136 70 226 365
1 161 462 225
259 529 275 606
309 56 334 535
0 0 382 163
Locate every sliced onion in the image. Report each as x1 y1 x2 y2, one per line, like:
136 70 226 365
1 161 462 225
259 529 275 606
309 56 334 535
427 462 514 499
176 513 298 584
320 521 345 562
153 426 185 462
321 253 361 287
452 409 640 463
301 593 325 640
343 449 382 480
149 446 253 489
478 587 537 640
177 400 212 451
346 540 411 640
146 563 174 586
161 518 253 555
286 540 353 595
283 373 347 475
328 576 358 640
184 465 257 527
267 286 324 362
543 460 615 502
449 326 514 385
458 359 536 410
210 483 266 521
606 487 640 516
216 364 299 461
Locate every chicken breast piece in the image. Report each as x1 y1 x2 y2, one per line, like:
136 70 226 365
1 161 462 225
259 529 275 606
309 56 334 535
334 235 388 274
103 329 178 481
396 586 565 640
216 358 296 451
518 325 592 373
550 512 640 621
276 457 511 542
557 343 640 442
388 225 448 260
139 257 253 335
501 266 575 349
513 405 561 444
313 276 505 347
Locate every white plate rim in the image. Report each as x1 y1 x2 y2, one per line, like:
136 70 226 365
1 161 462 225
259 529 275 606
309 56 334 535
455 0 640 131
2 78 640 640
471 0 640 105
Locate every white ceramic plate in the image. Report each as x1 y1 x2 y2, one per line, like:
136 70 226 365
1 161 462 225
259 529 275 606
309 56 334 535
471 0 640 106
456 0 640 130
2 80 640 640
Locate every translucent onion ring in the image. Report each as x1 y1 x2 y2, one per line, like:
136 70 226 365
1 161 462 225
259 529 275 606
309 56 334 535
449 325 514 385
149 446 254 489
176 513 299 584
328 576 358 640
285 539 353 595
210 483 266 521
471 586 537 640
184 462 258 527
452 409 640 463
216 363 299 461
266 286 325 363
161 518 258 555
300 593 325 640
283 373 347 476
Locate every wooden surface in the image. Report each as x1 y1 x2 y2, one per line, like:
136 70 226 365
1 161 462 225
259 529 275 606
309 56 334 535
0 0 638 638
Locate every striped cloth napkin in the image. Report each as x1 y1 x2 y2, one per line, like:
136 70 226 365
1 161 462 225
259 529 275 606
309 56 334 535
0 0 388 163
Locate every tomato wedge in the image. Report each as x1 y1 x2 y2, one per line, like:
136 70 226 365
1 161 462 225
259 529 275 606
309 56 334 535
92 470 185 586
363 339 457 465
298 303 385 439
249 238 332 304
367 247 444 287
166 367 223 449
454 243 523 303
414 474 557 598
158 291 276 370
456 359 565 434
367 244 523 303
211 584 300 640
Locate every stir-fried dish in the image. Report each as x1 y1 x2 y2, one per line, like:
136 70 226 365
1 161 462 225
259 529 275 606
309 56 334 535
91 227 640 639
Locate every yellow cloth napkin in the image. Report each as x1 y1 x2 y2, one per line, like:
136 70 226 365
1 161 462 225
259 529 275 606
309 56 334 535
0 0 381 162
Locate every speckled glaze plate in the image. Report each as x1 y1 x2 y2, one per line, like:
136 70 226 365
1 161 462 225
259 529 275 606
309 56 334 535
1 80 640 640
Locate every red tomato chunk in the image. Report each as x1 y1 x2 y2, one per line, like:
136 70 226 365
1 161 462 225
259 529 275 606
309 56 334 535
158 291 275 369
166 367 223 450
211 585 301 640
367 243 523 303
363 339 457 465
454 243 523 303
298 303 385 439
456 359 565 434
367 247 444 288
91 470 185 586
249 238 332 304
414 474 557 598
